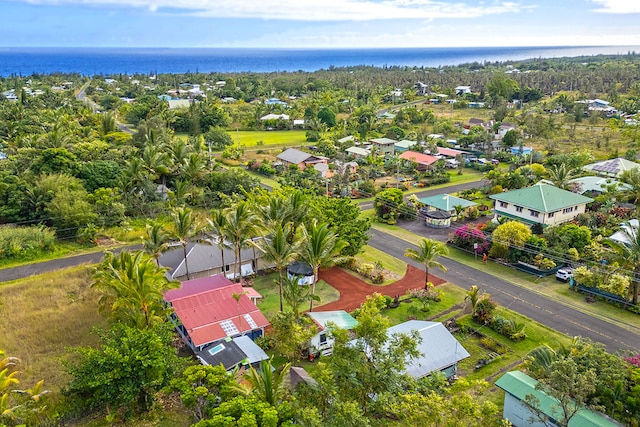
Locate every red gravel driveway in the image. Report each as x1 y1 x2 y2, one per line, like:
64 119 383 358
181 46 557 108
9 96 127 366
316 265 446 312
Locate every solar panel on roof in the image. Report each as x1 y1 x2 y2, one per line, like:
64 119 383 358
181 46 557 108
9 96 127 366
220 319 239 336
243 314 258 329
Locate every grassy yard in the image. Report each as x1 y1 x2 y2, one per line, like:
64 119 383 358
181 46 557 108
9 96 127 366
353 245 408 285
251 273 340 319
226 130 308 148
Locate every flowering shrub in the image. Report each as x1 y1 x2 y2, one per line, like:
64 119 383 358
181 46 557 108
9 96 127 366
625 354 640 367
450 224 490 254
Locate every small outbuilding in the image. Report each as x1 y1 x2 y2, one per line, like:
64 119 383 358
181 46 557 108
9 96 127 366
287 261 314 285
306 310 358 357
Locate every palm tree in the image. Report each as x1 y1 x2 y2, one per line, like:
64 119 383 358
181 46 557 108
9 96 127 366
299 221 347 312
282 274 318 318
464 285 481 317
251 224 297 311
547 163 577 190
92 251 178 328
285 190 309 242
404 238 448 289
232 358 291 406
171 207 201 281
606 222 640 304
207 209 230 275
224 201 257 284
141 221 170 267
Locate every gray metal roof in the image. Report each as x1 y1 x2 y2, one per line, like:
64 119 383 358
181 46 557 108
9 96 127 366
276 148 313 164
234 335 269 365
159 240 261 279
387 320 470 379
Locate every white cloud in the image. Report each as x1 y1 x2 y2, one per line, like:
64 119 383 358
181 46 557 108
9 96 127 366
20 0 525 21
591 0 640 14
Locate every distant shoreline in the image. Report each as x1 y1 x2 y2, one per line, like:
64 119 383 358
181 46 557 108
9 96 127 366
1 45 638 76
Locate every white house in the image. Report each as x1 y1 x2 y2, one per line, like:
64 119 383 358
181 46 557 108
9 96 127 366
489 183 593 227
306 310 358 357
455 85 472 95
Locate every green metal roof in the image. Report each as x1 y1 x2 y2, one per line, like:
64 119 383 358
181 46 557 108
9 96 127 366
419 194 477 211
306 310 358 331
489 183 593 213
496 371 623 427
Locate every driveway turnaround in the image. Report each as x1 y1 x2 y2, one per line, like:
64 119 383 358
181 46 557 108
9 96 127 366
317 264 445 312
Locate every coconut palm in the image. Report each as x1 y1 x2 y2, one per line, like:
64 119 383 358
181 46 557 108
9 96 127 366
223 201 257 283
251 224 298 312
404 238 448 289
141 221 170 267
619 168 640 209
299 221 347 312
92 250 178 328
464 285 481 317
171 207 201 280
606 222 640 305
547 163 577 190
207 209 230 275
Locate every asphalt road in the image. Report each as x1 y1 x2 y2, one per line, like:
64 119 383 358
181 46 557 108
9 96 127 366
359 179 485 210
0 245 141 283
368 228 640 354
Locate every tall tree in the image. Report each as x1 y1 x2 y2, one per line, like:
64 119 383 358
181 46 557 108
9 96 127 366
251 224 297 311
299 221 347 311
404 238 448 289
207 209 230 275
223 201 257 283
92 250 178 329
171 207 201 281
141 221 170 267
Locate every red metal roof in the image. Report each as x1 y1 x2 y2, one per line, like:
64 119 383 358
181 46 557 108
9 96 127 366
399 151 438 166
165 275 270 347
435 147 465 157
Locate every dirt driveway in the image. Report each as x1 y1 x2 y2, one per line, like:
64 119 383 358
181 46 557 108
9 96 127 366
316 265 445 312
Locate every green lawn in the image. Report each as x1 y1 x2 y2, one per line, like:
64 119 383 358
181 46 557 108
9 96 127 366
251 273 340 319
354 245 408 284
227 130 308 147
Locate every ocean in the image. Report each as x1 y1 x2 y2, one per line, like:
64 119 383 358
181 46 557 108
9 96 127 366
0 45 638 77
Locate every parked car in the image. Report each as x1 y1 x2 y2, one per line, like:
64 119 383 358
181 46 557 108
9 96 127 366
555 267 574 282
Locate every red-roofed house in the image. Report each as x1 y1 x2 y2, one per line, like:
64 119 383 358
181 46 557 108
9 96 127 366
399 151 439 171
164 275 270 351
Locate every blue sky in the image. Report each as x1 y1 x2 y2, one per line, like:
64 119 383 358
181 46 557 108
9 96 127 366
1 0 639 48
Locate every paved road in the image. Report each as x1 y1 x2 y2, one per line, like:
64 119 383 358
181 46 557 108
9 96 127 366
0 245 141 283
76 80 134 134
359 179 485 209
368 228 640 353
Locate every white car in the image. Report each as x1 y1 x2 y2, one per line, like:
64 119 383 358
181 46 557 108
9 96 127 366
555 268 574 282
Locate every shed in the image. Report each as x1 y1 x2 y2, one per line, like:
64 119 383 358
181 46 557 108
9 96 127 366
423 209 452 228
287 261 314 285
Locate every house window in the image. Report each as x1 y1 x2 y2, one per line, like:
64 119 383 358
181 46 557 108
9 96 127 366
529 210 539 218
319 333 327 344
548 211 555 218
515 206 523 213
499 201 508 208
563 207 574 214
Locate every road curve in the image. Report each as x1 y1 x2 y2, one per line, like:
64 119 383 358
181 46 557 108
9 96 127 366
368 228 640 354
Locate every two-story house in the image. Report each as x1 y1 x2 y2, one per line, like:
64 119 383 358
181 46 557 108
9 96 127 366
489 183 593 227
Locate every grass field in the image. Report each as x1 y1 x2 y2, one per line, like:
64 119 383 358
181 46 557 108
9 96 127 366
227 130 309 148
